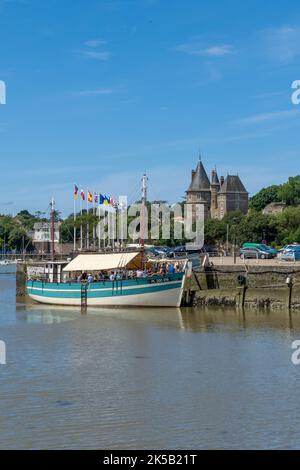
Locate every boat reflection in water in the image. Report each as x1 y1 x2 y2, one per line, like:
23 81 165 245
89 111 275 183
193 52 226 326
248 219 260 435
16 301 300 333
179 307 300 334
17 302 184 327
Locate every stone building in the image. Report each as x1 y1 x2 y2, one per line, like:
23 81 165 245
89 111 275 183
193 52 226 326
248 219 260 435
28 222 61 254
262 202 286 216
186 159 248 219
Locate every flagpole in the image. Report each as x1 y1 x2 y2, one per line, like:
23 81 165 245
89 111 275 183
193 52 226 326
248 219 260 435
86 188 89 250
111 206 115 251
93 192 96 248
115 204 117 250
98 200 101 252
73 194 76 252
80 189 83 251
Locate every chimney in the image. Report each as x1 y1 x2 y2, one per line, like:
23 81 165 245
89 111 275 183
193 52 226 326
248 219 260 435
220 176 224 186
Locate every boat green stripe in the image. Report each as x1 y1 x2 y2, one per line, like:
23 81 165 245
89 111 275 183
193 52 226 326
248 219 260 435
27 282 182 299
26 273 183 291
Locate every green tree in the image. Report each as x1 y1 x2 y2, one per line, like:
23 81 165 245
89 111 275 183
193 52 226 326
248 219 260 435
277 176 300 206
15 210 37 230
204 218 226 245
249 185 281 211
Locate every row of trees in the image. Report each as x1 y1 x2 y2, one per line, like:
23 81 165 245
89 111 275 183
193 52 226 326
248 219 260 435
0 211 36 251
1 175 300 251
60 205 300 248
204 207 300 247
249 176 300 211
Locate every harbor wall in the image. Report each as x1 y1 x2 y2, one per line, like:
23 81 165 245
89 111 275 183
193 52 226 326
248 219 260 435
189 265 300 310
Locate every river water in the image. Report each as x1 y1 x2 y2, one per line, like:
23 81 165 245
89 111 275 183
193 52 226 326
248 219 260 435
1 268 300 449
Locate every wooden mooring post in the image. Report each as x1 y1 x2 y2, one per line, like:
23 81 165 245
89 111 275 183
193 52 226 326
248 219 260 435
286 275 294 310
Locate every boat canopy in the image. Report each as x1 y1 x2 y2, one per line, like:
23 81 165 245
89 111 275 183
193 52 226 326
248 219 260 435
63 252 142 272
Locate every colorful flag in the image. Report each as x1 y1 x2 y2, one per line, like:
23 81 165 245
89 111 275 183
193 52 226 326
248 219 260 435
74 185 79 200
104 195 110 205
88 191 93 203
99 194 105 205
94 193 98 204
80 189 85 201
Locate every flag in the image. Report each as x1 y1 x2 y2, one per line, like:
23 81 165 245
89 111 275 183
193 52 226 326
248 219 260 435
88 191 93 203
74 185 79 200
99 194 105 205
80 189 85 201
112 199 118 209
94 193 98 204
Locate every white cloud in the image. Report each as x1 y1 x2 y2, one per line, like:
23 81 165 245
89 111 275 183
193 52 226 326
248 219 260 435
173 43 235 57
261 26 300 64
252 91 285 99
70 87 114 96
78 50 111 60
233 109 300 126
84 39 107 48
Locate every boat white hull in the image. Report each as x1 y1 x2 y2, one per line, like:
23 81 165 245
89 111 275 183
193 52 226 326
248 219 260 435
28 286 183 307
26 273 186 308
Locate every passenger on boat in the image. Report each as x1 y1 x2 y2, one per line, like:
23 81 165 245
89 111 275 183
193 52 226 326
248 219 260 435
168 263 175 274
158 265 166 275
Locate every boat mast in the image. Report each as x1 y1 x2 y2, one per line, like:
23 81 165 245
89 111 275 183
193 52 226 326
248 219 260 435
50 196 55 261
141 173 148 269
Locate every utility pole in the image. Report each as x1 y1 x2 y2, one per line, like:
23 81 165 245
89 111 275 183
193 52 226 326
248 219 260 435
226 224 229 254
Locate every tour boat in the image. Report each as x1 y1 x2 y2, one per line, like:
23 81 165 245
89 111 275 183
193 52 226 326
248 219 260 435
26 175 189 308
26 252 187 308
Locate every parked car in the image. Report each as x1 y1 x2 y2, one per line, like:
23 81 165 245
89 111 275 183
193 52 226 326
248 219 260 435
281 245 300 261
278 244 300 256
242 243 277 256
145 246 169 257
240 246 276 259
167 244 217 258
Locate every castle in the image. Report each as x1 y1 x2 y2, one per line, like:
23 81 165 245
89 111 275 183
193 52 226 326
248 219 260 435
186 159 248 219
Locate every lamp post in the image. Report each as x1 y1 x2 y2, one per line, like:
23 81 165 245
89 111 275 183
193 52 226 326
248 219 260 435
231 217 239 265
233 227 237 264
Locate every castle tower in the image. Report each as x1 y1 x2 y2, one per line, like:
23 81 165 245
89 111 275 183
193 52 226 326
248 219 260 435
210 169 220 219
217 174 248 218
186 159 211 219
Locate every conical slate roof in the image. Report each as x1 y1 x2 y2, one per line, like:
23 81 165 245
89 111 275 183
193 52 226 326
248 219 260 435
219 175 247 193
211 170 220 185
188 161 210 191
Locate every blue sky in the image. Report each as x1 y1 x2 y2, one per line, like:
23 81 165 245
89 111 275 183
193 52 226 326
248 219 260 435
1 0 300 216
